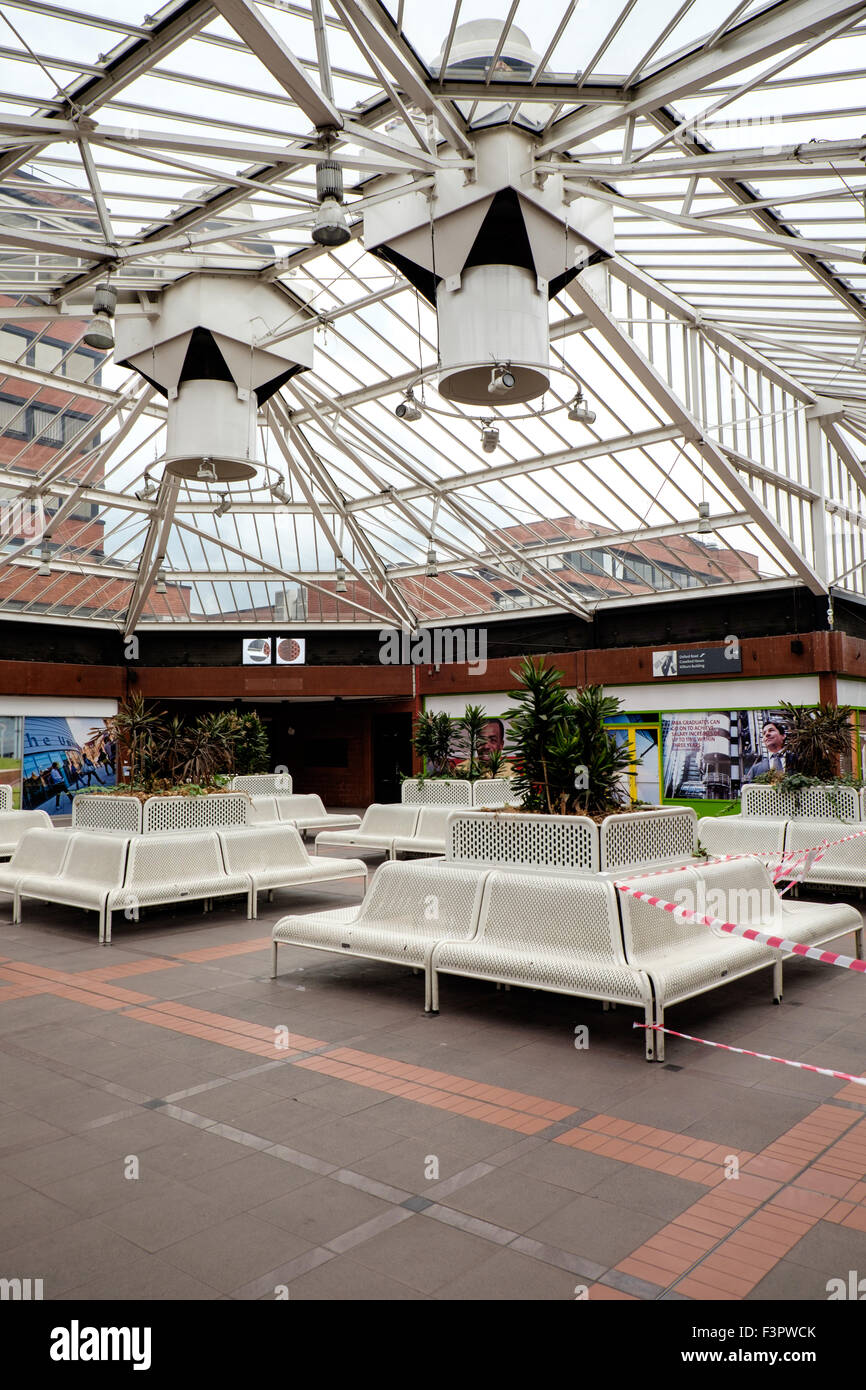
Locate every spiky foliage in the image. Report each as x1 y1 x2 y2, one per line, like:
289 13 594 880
413 710 456 775
778 700 854 779
504 657 578 812
460 704 489 780
570 685 634 815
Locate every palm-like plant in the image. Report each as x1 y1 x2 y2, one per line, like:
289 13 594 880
413 710 455 775
778 700 853 779
505 656 577 812
460 704 489 780
570 685 634 815
99 693 165 788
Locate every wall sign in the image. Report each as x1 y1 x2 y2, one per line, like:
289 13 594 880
652 646 741 677
242 637 306 666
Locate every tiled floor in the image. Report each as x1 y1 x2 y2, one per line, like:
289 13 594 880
1 862 865 1301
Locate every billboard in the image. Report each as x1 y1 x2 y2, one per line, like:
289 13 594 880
22 716 116 816
661 709 797 800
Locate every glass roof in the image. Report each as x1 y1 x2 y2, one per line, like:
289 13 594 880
0 0 864 631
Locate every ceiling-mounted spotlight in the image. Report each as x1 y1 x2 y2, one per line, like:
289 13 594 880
335 558 347 593
312 157 351 248
697 501 712 534
395 390 422 422
37 544 51 577
155 570 167 595
135 476 157 502
568 387 596 425
481 424 499 454
83 283 117 351
215 494 231 517
270 477 290 505
488 364 516 397
425 546 438 578
197 458 218 483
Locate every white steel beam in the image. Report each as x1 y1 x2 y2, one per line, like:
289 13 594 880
207 0 342 130
537 0 866 153
123 474 182 638
568 271 828 595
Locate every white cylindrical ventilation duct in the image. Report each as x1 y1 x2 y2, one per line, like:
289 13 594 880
363 115 614 408
437 264 549 405
164 379 257 481
115 272 315 483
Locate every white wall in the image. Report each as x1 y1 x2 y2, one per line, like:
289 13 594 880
426 674 820 717
0 697 118 717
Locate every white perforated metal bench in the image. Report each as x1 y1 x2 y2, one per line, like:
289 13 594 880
782 819 866 896
392 806 453 858
0 827 71 919
0 809 53 858
0 785 12 812
272 860 488 1011
697 815 787 862
218 824 366 918
401 778 473 807
615 858 861 1059
742 783 861 821
232 773 293 795
315 803 419 859
447 810 600 872
431 869 654 1035
18 832 131 942
103 832 250 944
274 794 361 835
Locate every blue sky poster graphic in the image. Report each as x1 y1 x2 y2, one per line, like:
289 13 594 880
22 716 116 816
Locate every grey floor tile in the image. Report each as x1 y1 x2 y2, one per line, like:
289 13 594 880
157 1214 313 1293
250 1175 392 1245
349 1212 495 1293
525 1193 665 1267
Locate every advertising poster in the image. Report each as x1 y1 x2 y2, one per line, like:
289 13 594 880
661 709 797 800
22 716 116 816
0 715 22 808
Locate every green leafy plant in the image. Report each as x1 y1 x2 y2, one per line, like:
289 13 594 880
570 685 633 816
98 693 166 789
459 704 489 780
777 700 854 780
413 710 456 776
232 710 269 775
505 656 577 811
480 746 508 779
505 659 633 815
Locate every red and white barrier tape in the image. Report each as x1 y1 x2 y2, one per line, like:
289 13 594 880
614 825 866 892
634 1022 866 1088
614 880 866 975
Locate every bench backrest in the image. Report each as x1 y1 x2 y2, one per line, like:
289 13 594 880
601 808 696 871
72 795 143 833
693 857 780 927
246 797 280 824
0 785 12 812
783 818 864 866
276 794 327 821
124 832 224 885
616 866 705 960
0 809 53 842
61 832 129 887
697 815 786 857
401 779 473 807
10 827 69 875
218 824 308 872
447 811 599 872
471 779 519 808
359 804 419 836
411 807 453 840
142 794 248 833
477 871 628 965
232 773 293 795
361 860 485 938
741 783 860 822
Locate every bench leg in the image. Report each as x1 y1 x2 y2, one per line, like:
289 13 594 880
12 890 20 925
643 1000 656 1061
248 888 258 920
855 927 864 961
267 889 274 903
427 964 440 1015
104 908 112 946
271 941 278 979
772 959 783 1004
